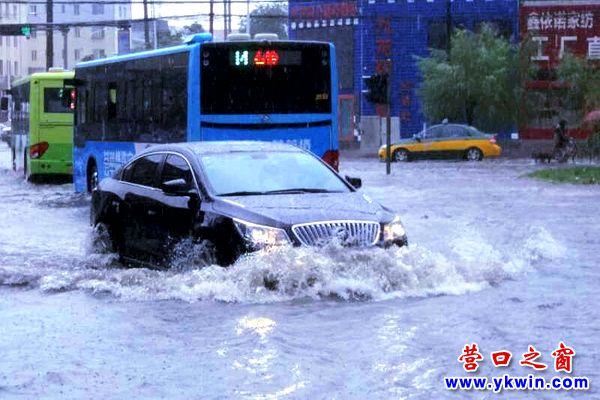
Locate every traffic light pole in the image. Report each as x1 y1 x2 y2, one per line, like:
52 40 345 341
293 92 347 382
385 59 392 175
46 0 53 70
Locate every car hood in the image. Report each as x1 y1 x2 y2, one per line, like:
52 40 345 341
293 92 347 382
211 192 395 226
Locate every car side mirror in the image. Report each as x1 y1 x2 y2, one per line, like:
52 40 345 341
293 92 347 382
345 175 362 189
161 178 191 195
413 134 422 142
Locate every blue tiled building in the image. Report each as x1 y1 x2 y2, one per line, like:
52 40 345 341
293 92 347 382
289 0 519 146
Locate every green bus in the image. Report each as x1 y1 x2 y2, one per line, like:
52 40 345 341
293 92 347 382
10 69 74 180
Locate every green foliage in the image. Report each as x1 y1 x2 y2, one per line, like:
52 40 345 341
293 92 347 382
557 53 600 118
158 22 204 49
585 131 600 160
182 22 205 36
527 166 600 184
158 30 183 48
417 25 534 132
238 4 288 39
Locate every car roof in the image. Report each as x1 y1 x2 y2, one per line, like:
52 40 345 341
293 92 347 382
139 141 305 156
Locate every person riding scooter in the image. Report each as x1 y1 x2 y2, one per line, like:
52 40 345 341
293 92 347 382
553 119 576 163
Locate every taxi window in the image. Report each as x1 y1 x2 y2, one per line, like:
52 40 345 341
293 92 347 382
427 126 445 138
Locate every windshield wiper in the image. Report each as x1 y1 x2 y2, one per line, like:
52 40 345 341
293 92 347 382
218 188 342 196
218 190 268 196
263 188 342 194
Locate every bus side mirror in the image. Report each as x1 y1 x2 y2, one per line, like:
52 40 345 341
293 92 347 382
345 175 362 189
0 97 8 111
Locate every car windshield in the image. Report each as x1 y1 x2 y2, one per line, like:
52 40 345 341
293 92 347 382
198 151 350 196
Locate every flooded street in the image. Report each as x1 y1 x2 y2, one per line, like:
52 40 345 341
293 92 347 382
0 145 598 399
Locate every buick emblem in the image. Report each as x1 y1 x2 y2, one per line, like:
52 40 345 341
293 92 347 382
331 226 349 242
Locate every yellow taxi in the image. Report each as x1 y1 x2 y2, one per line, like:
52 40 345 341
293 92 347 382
378 123 502 162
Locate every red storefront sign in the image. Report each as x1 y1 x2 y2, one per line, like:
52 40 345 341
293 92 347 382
521 2 600 67
520 1 599 140
290 2 357 19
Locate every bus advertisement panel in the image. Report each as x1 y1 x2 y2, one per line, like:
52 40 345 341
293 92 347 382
72 34 339 192
10 70 74 180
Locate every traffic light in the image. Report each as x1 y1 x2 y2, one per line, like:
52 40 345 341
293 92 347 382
362 73 389 104
0 24 32 37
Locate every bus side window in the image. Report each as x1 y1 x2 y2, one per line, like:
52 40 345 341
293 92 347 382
0 97 8 111
107 83 117 121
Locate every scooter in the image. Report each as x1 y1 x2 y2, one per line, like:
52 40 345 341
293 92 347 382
553 138 577 163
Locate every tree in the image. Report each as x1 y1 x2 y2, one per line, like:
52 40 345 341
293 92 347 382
158 29 183 48
417 25 533 132
238 4 288 39
557 52 600 118
182 22 205 36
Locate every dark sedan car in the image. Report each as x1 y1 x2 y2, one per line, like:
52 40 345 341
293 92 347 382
91 141 407 267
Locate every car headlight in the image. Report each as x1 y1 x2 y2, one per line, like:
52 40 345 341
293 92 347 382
234 219 290 248
383 216 406 241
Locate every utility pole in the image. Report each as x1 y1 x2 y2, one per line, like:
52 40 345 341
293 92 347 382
246 0 251 34
446 0 452 54
60 26 68 69
143 0 151 49
46 0 53 70
209 0 214 36
385 59 392 175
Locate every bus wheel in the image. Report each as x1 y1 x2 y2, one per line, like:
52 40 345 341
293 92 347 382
87 161 99 193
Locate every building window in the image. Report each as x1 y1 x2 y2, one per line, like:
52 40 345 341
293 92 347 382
32 50 37 61
92 4 104 15
75 27 81 38
61 4 65 13
428 21 448 50
588 37 600 60
74 4 80 15
93 49 106 59
0 61 3 76
13 37 17 47
14 61 18 76
12 5 16 16
29 5 36 15
91 27 105 40
74 49 81 60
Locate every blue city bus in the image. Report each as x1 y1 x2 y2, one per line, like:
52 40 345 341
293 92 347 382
72 33 339 192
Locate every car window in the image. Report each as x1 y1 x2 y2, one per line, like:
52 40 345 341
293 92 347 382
446 125 468 138
161 154 193 190
122 154 163 188
427 126 446 139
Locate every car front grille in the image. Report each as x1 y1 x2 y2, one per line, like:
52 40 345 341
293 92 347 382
291 221 381 247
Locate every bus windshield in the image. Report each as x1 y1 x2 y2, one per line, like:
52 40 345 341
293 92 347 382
201 43 332 115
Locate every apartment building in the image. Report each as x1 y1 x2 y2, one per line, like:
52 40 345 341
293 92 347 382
20 0 132 75
0 2 27 91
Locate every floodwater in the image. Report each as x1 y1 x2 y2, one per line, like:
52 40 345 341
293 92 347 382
0 145 598 399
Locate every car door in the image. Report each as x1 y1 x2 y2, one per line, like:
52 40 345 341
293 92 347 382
430 124 465 157
449 125 475 154
418 125 444 158
120 153 166 261
155 153 199 258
